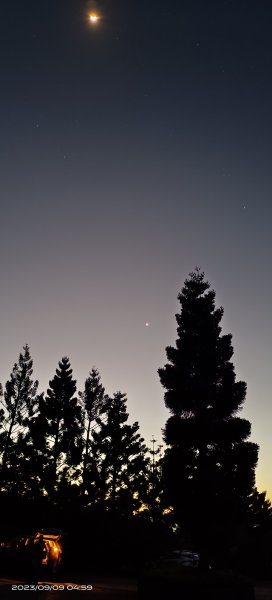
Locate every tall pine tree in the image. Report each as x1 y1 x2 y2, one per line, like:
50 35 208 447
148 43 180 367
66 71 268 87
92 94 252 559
90 391 149 515
0 345 38 491
158 270 258 563
44 357 84 496
79 367 108 494
20 392 49 497
0 383 5 462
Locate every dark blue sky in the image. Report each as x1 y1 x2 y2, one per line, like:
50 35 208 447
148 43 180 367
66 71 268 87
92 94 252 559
1 0 272 497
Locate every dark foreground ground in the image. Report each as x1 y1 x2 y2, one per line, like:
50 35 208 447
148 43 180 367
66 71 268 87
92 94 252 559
255 583 272 600
1 567 272 599
1 576 272 599
0 575 137 599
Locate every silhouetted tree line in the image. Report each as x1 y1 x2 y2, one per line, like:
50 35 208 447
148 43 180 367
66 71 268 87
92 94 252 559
0 350 162 513
0 270 271 573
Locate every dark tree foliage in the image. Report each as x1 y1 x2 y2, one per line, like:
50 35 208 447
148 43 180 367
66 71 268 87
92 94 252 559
0 345 38 491
248 488 272 527
20 392 49 496
0 383 5 462
79 367 108 494
44 357 84 495
158 270 259 561
89 391 149 514
147 439 164 521
231 488 272 576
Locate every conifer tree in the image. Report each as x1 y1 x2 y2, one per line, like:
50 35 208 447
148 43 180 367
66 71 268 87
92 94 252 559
248 489 272 527
44 357 84 495
0 345 38 490
20 392 49 497
158 270 259 562
90 391 149 514
79 367 108 493
0 383 4 455
148 438 164 520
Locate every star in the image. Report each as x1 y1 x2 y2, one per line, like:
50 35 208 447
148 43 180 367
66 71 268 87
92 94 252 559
89 13 99 24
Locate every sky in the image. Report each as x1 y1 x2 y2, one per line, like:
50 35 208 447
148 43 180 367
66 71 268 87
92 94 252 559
0 0 272 499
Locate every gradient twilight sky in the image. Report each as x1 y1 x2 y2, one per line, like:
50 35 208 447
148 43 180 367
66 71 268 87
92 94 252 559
0 0 272 498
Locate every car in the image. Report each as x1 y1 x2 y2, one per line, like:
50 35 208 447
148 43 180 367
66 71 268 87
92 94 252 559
157 549 199 568
0 529 65 575
33 529 64 573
